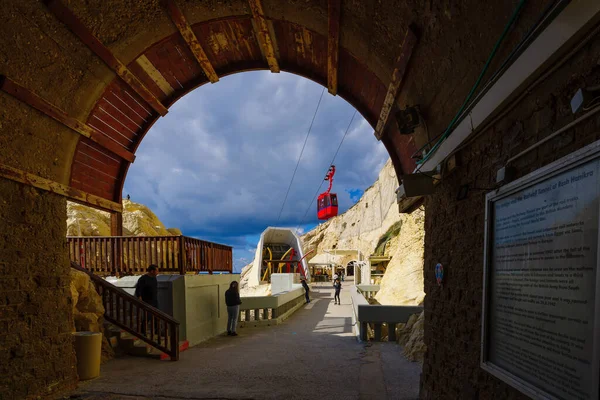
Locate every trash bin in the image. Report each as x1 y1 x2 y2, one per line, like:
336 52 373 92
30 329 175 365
72 332 102 380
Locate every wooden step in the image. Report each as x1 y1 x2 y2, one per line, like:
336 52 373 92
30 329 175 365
116 329 188 360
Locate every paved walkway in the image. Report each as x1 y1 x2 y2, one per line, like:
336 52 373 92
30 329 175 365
70 284 420 400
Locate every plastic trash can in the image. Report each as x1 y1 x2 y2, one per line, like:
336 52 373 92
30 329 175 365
72 332 102 380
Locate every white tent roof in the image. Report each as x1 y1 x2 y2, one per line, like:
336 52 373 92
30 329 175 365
308 253 344 266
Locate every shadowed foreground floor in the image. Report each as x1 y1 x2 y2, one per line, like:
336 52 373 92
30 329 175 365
66 284 421 400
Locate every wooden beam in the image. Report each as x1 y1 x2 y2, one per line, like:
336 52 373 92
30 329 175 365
0 75 136 163
44 0 169 117
248 0 280 73
374 26 418 140
110 212 123 236
163 0 219 83
136 55 175 97
327 0 341 95
0 162 123 213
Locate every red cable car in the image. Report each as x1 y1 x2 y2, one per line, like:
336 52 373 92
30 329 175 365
317 165 338 220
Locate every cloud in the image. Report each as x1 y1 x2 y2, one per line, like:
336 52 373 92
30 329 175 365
123 71 390 270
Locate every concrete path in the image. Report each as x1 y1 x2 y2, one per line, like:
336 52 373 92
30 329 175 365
70 284 421 400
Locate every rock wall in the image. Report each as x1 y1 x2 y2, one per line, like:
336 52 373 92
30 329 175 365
70 269 114 363
66 199 179 237
0 182 77 399
420 28 600 400
240 159 426 305
70 269 105 333
301 159 425 306
302 159 403 259
375 209 425 306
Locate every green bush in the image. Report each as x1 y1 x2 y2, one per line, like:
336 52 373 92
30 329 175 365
374 220 403 255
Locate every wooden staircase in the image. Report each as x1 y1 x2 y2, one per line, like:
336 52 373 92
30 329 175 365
71 261 183 361
105 326 189 360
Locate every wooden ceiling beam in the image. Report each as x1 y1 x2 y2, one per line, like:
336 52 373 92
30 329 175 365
0 162 123 213
44 0 169 116
328 0 341 95
374 26 418 140
248 0 280 73
0 75 136 163
163 0 219 83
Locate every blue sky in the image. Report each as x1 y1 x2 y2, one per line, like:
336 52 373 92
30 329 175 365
123 71 388 271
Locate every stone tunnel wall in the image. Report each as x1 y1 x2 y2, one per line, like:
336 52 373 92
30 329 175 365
420 27 600 400
0 180 77 399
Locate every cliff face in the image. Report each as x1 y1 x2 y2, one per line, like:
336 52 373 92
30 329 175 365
300 159 425 306
66 200 178 237
67 161 425 307
301 159 401 259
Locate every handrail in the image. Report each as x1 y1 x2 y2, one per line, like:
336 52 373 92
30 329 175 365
239 288 305 324
351 285 422 342
67 235 232 276
71 261 181 361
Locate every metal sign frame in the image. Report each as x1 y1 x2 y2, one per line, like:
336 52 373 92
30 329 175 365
481 139 600 400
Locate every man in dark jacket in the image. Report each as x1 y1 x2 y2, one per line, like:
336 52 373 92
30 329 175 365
225 281 242 336
135 265 159 332
301 278 310 303
135 265 159 307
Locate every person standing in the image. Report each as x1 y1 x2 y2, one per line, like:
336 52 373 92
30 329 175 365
225 281 242 336
301 278 310 303
135 265 159 332
334 278 342 305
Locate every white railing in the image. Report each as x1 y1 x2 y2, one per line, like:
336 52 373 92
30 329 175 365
352 285 423 342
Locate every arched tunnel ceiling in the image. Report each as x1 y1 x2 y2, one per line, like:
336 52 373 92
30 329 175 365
77 16 405 202
0 0 548 207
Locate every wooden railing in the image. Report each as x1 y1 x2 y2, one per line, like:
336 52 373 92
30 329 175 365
67 235 232 276
71 261 180 361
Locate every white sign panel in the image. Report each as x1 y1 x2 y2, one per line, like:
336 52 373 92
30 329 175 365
482 143 600 400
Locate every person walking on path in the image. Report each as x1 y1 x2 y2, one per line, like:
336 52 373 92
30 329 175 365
333 278 342 305
301 278 310 303
135 265 159 332
225 281 242 336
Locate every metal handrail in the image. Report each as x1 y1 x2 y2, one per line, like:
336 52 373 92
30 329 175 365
71 261 180 360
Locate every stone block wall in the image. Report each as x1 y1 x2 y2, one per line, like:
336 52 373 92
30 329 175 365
0 180 77 399
420 29 600 399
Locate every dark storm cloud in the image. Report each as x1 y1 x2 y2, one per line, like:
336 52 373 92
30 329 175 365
123 71 389 270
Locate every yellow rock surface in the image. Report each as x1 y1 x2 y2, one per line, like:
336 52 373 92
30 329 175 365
70 269 105 332
374 209 425 306
403 312 426 362
66 199 180 237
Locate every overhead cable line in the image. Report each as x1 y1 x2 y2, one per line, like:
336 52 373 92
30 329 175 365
296 109 358 232
277 87 326 222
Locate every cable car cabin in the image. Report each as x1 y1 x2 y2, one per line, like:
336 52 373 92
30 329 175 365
317 193 338 220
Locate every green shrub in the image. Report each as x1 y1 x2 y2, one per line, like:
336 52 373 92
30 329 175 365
374 220 403 255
